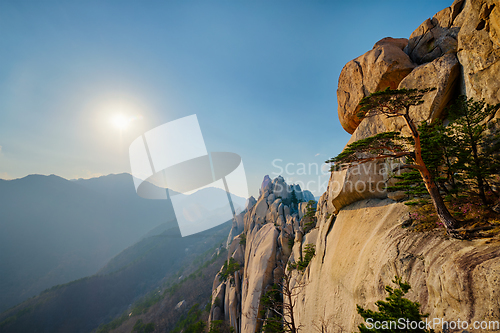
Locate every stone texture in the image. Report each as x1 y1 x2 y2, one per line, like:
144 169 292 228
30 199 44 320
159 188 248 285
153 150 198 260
387 190 407 201
298 202 308 220
293 198 500 333
272 176 290 201
266 198 282 224
337 37 416 134
279 231 292 258
405 0 462 65
227 211 246 248
302 190 315 202
346 53 460 141
283 205 290 217
289 184 304 202
241 223 279 333
398 53 460 129
326 159 389 214
227 284 239 331
260 175 271 195
253 196 268 223
246 196 257 211
456 0 500 109
210 282 226 321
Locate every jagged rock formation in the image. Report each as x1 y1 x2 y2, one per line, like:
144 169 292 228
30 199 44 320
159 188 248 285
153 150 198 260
208 176 314 333
210 1 500 332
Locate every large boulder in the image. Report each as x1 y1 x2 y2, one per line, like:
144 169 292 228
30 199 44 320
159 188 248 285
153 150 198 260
226 284 239 331
253 196 268 223
399 53 460 123
404 3 462 64
246 196 257 211
346 53 460 142
337 37 416 134
260 175 272 195
266 198 282 224
210 282 226 322
298 202 309 220
326 159 389 214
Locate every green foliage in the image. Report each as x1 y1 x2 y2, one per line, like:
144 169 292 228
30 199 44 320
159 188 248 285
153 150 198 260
219 257 241 283
0 305 35 330
262 320 286 333
239 233 246 246
288 244 315 272
130 290 163 316
290 189 298 207
95 313 130 333
132 319 155 333
445 95 500 204
327 131 411 170
356 276 433 333
387 121 453 200
260 284 285 333
303 200 318 230
303 200 317 219
208 320 234 333
170 304 206 333
358 87 436 119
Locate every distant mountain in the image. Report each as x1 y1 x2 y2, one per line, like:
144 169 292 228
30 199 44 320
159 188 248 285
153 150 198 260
0 173 178 312
0 173 246 313
0 221 231 333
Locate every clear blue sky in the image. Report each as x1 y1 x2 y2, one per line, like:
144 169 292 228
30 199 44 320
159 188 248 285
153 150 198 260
0 0 452 197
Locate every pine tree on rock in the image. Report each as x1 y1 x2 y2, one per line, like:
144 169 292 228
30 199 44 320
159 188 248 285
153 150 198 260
445 96 500 205
328 87 459 236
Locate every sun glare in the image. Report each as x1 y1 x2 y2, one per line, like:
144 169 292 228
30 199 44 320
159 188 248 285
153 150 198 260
111 114 131 131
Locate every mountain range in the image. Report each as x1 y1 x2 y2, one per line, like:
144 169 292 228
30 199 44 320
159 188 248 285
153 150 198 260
0 173 245 313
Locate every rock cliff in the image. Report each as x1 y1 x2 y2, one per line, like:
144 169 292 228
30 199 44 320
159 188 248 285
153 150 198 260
209 176 317 333
210 1 500 332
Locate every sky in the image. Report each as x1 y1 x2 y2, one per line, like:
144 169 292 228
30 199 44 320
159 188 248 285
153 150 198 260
0 0 453 197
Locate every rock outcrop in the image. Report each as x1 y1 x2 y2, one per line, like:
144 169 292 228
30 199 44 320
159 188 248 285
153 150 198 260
337 0 500 137
457 0 500 109
209 176 316 333
332 0 500 214
337 37 416 134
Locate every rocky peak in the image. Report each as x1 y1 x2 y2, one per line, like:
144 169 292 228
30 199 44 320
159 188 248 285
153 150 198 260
209 176 319 333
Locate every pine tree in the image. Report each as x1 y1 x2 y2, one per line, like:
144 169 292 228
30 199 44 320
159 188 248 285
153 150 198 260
328 87 459 235
445 96 500 205
290 189 298 208
356 277 433 333
388 120 460 200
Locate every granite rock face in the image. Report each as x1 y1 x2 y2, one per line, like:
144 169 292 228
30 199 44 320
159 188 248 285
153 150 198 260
456 0 500 109
294 198 500 333
332 0 499 215
337 37 416 134
338 0 500 137
208 176 318 333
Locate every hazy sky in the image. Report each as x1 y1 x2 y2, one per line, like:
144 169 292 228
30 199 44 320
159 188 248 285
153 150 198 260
0 0 452 197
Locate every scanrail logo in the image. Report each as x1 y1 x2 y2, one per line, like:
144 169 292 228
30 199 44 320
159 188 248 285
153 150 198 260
128 115 248 237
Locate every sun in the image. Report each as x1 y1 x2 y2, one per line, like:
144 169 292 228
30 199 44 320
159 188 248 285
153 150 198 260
111 114 131 131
